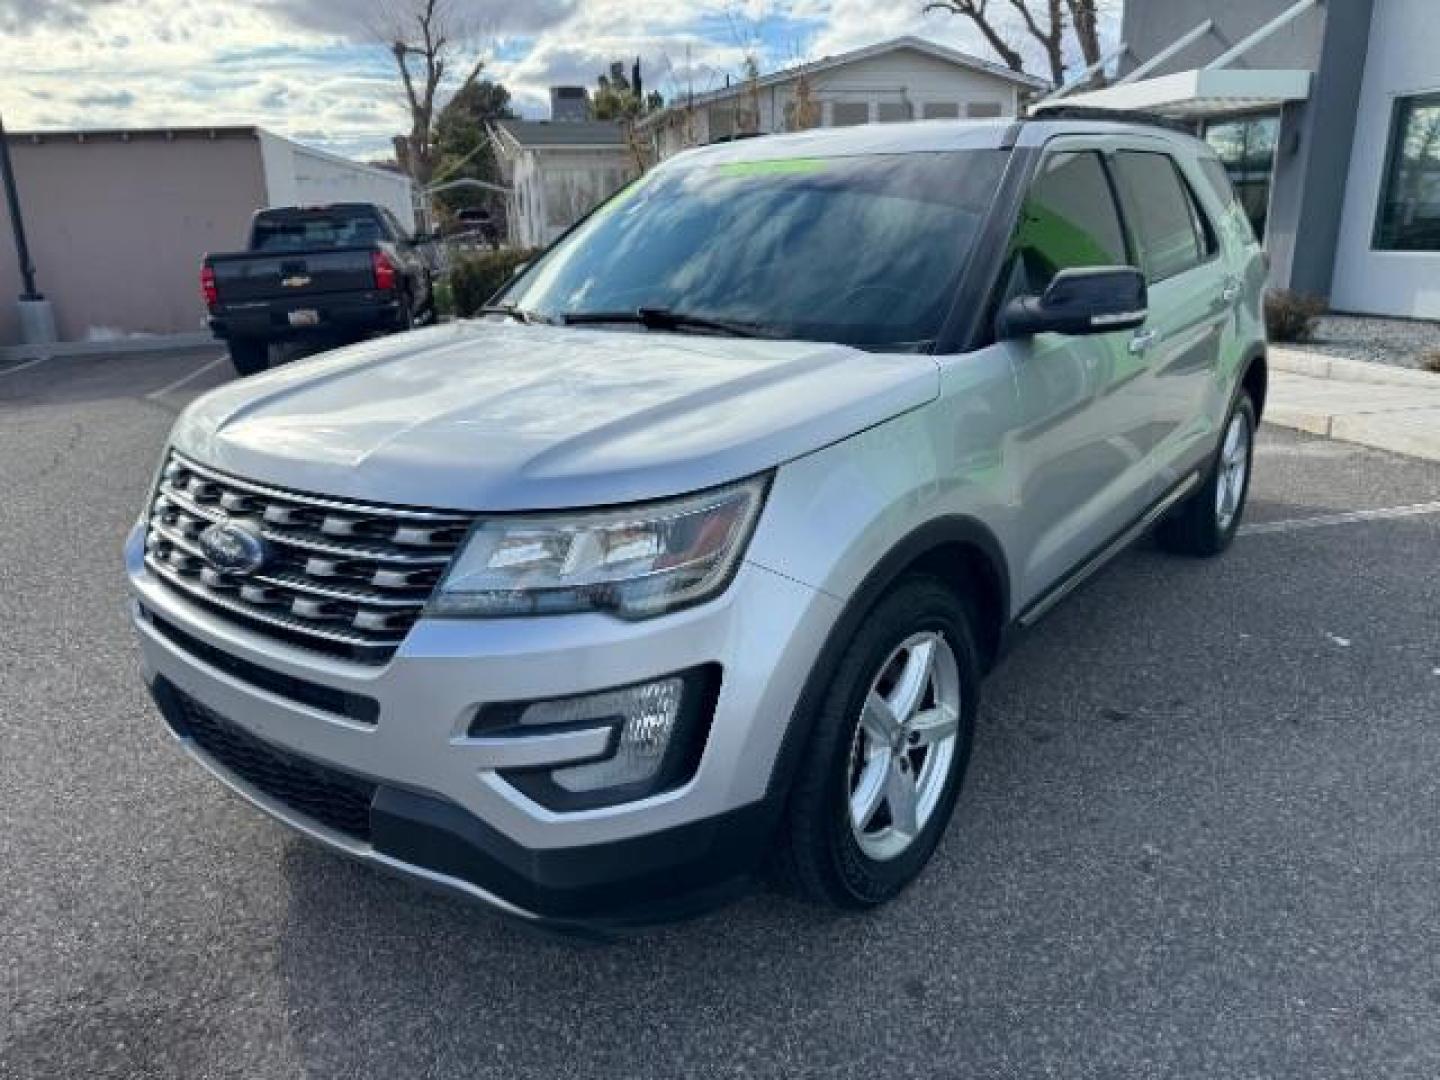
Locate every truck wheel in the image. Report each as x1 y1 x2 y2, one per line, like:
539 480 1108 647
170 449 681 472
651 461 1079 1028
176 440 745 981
771 576 980 909
228 339 270 377
1157 393 1256 557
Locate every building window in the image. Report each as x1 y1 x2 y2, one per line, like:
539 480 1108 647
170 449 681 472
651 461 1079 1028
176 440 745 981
966 102 1003 118
922 102 960 120
831 102 870 127
1374 92 1440 251
1204 113 1278 241
876 102 913 123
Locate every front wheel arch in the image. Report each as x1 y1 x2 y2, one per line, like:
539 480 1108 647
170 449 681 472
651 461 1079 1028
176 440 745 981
762 516 1010 811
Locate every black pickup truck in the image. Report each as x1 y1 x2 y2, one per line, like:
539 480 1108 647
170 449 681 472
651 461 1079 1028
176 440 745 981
202 203 437 376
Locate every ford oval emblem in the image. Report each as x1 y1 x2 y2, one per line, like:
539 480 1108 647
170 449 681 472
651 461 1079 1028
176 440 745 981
198 520 268 575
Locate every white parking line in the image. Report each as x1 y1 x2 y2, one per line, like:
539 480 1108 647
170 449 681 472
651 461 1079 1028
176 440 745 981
1240 501 1440 535
144 356 225 401
0 357 43 379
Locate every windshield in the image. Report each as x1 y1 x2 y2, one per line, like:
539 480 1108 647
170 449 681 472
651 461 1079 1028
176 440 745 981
251 209 385 252
501 150 1008 351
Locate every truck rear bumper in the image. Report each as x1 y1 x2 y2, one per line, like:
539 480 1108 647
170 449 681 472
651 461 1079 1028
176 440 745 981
209 292 402 342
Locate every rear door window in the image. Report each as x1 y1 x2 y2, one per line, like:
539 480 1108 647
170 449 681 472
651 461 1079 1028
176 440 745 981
1112 151 1206 282
1006 150 1131 296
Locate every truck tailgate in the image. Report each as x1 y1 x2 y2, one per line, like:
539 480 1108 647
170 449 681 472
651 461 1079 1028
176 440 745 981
209 247 375 304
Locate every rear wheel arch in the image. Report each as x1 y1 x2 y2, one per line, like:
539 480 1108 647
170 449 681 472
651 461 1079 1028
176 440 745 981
1239 348 1268 421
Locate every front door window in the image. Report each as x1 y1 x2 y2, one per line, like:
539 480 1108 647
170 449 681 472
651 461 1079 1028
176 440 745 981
1204 113 1279 242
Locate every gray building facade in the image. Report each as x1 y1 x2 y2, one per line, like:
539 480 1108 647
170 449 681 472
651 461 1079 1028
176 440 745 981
1066 0 1439 319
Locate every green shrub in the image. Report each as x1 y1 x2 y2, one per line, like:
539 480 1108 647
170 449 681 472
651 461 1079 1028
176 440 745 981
1264 289 1327 344
449 248 541 317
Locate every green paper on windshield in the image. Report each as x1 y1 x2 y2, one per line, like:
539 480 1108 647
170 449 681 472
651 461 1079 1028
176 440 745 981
713 158 829 177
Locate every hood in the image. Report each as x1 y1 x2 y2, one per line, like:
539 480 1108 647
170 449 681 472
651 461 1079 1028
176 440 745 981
173 321 937 511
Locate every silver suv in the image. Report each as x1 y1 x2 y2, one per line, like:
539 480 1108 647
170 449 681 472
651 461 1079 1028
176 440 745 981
127 115 1266 929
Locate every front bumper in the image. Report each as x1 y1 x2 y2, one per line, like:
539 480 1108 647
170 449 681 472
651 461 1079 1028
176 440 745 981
126 524 840 925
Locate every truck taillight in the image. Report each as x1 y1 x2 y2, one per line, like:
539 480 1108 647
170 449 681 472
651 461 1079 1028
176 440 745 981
372 251 397 291
201 265 218 307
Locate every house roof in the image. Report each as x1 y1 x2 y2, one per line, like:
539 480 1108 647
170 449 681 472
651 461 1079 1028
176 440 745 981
635 35 1049 130
492 120 625 150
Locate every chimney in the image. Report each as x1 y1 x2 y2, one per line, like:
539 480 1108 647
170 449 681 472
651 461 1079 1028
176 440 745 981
549 86 590 122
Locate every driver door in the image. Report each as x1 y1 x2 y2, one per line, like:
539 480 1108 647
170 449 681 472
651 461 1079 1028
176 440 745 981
998 141 1156 609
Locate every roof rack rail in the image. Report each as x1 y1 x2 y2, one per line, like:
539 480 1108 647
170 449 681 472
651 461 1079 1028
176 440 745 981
704 131 770 147
1027 105 1197 137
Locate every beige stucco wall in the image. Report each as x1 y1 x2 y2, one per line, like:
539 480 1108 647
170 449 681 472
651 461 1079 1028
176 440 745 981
0 133 266 344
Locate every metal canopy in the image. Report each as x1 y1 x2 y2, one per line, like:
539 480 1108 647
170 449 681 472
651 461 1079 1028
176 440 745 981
1060 68 1312 118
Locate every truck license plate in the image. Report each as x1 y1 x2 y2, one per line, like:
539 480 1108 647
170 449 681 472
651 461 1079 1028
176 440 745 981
288 309 320 328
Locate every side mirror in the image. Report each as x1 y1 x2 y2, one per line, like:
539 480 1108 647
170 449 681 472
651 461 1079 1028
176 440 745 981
997 266 1148 339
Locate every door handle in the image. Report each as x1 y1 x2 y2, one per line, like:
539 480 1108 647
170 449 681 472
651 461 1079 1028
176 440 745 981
1128 329 1159 355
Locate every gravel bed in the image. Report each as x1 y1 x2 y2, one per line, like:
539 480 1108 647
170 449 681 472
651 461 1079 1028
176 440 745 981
1301 314 1440 370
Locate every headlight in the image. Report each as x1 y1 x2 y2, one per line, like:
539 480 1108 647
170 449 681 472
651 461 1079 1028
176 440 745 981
427 475 769 619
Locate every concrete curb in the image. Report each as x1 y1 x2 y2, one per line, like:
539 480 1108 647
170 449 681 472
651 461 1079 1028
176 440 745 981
1265 347 1440 463
1269 346 1440 388
0 332 216 364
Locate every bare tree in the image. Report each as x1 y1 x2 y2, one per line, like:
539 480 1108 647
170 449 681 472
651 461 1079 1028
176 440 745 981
924 0 1109 87
380 0 489 189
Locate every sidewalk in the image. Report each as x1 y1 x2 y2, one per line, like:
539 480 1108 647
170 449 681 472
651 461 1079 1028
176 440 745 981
1266 346 1440 463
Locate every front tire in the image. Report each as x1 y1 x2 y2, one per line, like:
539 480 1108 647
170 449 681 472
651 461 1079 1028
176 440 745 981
772 576 981 909
227 339 270 377
1157 393 1256 557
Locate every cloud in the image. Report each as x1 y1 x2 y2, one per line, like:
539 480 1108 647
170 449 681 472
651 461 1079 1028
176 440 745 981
0 1 1112 159
254 0 580 40
0 0 119 34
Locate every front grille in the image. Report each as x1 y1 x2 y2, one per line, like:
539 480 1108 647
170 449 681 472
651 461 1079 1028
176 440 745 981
145 608 379 725
171 686 376 842
144 452 475 664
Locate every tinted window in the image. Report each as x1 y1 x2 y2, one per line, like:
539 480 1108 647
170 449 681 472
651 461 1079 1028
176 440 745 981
1114 151 1204 282
1374 92 1440 251
1007 151 1129 295
250 208 384 252
504 151 1008 351
1204 113 1278 240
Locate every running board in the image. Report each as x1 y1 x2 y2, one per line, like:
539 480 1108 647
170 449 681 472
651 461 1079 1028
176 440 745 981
1018 472 1201 628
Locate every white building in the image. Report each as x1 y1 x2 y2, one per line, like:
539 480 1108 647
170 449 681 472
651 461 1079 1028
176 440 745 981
490 120 638 249
637 36 1048 162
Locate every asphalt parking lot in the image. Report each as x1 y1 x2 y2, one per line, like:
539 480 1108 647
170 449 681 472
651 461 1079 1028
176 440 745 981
3 347 1439 1079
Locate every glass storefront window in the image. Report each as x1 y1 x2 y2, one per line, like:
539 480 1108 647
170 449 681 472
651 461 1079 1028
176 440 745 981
1374 93 1440 251
1204 113 1279 242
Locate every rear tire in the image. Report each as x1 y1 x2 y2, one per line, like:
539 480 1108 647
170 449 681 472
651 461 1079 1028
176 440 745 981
1157 393 1256 557
771 575 981 909
228 339 270 377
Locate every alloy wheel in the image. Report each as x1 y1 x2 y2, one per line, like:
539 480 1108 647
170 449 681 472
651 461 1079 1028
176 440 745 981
846 632 962 862
1215 410 1252 531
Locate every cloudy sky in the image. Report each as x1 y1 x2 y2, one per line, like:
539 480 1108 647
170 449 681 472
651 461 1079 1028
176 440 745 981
1 0 1110 160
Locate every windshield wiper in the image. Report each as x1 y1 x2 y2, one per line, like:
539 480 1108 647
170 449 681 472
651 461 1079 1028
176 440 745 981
561 307 779 339
480 303 548 325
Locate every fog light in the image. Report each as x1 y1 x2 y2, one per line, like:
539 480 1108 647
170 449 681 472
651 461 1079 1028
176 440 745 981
481 665 721 812
522 677 683 792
